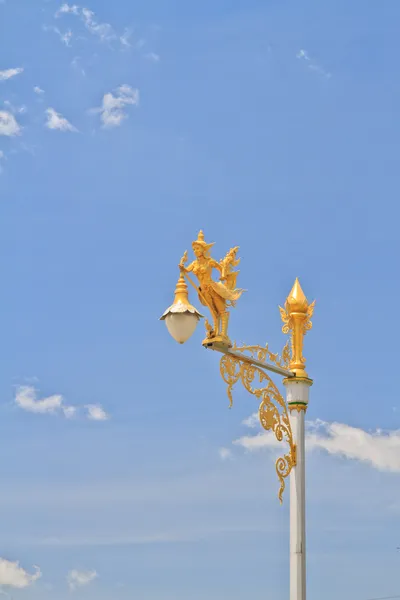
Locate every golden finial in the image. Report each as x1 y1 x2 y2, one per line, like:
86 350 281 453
173 271 192 306
160 271 203 344
286 278 309 313
197 230 205 242
279 278 315 378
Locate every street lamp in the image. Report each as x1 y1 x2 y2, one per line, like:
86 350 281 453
161 230 315 600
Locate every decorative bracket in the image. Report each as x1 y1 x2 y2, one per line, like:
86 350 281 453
219 342 296 503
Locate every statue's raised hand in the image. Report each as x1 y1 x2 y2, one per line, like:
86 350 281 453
179 250 188 269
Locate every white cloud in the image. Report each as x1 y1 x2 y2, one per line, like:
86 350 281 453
86 404 109 421
0 111 21 136
63 406 77 419
67 569 97 591
242 413 259 429
81 7 114 42
296 49 310 61
15 385 63 414
60 29 73 46
91 84 139 128
45 107 77 132
297 48 331 79
55 4 119 45
43 25 73 46
235 417 400 473
0 68 23 82
56 3 80 16
15 384 108 421
33 86 45 95
219 447 232 461
307 420 400 471
0 559 41 589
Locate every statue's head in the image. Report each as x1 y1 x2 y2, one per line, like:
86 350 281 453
192 230 215 258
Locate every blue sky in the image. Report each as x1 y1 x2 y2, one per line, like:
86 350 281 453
1 0 400 598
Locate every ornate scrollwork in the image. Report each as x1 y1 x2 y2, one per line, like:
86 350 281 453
232 341 291 369
220 344 296 503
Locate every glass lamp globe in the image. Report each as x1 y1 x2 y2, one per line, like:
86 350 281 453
160 272 203 344
164 311 200 344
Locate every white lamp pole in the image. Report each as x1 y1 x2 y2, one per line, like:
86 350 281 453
282 278 315 600
286 379 311 600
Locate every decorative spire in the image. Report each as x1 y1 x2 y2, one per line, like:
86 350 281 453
286 278 309 313
279 278 315 378
197 230 205 243
173 271 191 306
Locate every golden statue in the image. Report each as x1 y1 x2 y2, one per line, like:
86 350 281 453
179 230 244 346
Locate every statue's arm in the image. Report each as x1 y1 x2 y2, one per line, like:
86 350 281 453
184 260 196 273
210 258 222 272
179 250 195 273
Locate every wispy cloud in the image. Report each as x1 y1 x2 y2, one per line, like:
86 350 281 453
71 55 85 75
0 67 23 82
55 4 126 46
33 86 45 95
63 406 77 419
120 28 132 49
81 7 114 43
0 559 41 589
297 49 331 79
43 24 73 46
55 3 80 17
86 404 109 421
144 52 160 62
45 107 77 132
219 447 232 461
90 84 139 128
3 100 26 114
235 416 400 472
14 385 108 421
0 111 21 136
67 569 97 591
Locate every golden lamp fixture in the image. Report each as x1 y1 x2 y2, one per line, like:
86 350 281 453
160 230 244 348
161 230 315 503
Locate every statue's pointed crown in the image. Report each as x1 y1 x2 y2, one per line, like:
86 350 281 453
192 230 215 250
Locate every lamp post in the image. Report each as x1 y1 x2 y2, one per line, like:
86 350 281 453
161 231 315 600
